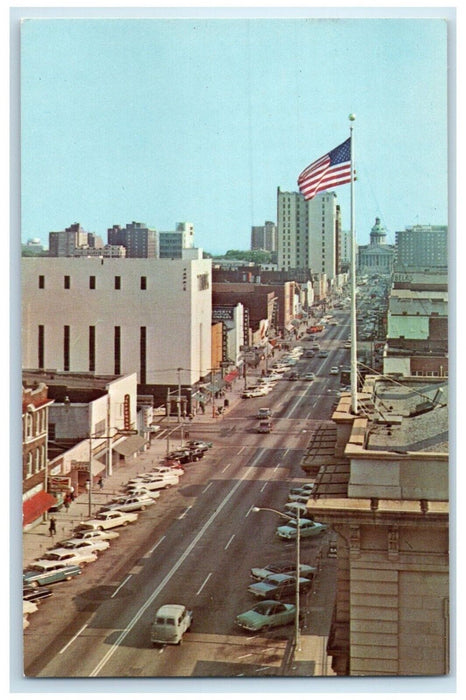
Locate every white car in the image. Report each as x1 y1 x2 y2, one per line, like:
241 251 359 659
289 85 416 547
38 548 98 567
71 528 120 542
329 366 339 375
127 473 179 491
78 510 138 530
150 465 184 477
103 494 157 512
55 538 110 553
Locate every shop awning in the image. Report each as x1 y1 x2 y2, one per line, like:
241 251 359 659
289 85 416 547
72 458 106 476
23 491 57 526
224 369 239 383
112 435 147 457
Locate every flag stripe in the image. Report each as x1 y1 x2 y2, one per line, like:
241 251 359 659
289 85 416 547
298 137 352 200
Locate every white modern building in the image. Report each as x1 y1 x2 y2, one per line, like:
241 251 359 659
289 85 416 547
22 256 212 395
277 188 342 280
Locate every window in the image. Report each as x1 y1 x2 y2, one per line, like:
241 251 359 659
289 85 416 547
38 325 44 369
89 276 96 290
114 276 121 290
64 275 70 289
89 326 95 373
140 276 147 290
140 326 146 384
38 275 45 289
114 326 121 374
64 325 70 371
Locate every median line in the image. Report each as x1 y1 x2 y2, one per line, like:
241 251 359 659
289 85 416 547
89 456 264 677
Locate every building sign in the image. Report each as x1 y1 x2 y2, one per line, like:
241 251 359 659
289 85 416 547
212 306 235 321
49 476 71 491
124 394 131 430
243 308 250 345
393 273 414 283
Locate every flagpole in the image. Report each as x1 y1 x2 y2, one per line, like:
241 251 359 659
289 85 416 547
349 113 358 415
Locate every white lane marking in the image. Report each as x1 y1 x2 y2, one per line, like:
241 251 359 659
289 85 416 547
274 463 280 472
196 572 212 595
202 482 212 493
260 482 268 493
110 575 132 598
238 447 245 454
89 455 263 677
177 505 192 520
221 463 231 473
59 624 88 654
224 534 235 550
148 536 165 554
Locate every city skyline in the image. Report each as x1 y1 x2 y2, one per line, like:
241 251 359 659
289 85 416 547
19 10 449 253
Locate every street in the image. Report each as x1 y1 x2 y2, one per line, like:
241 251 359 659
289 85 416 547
24 311 349 678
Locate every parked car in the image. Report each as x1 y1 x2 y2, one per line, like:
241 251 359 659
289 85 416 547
303 350 314 358
78 510 138 531
71 528 120 541
151 604 193 646
318 350 329 358
158 457 182 468
276 518 328 540
23 562 82 588
23 585 53 602
236 600 296 632
285 493 310 504
289 483 315 497
343 341 352 349
166 449 204 464
248 573 312 600
55 538 110 554
38 548 98 567
150 464 184 476
329 366 339 375
101 494 157 512
284 502 309 518
288 372 299 381
127 473 179 489
250 561 317 581
185 439 212 450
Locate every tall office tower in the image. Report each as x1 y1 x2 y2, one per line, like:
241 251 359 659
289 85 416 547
49 223 89 257
277 189 341 279
395 225 448 270
339 229 352 266
250 221 277 252
107 221 159 258
159 222 195 258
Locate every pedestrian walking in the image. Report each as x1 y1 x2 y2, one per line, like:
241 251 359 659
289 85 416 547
48 516 56 537
64 498 70 512
98 476 104 490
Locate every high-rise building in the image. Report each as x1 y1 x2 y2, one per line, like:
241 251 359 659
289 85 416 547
395 225 447 270
159 222 194 258
250 221 277 252
49 223 90 257
277 189 342 280
107 221 159 258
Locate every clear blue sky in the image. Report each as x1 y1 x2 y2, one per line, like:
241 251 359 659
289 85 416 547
20 12 449 253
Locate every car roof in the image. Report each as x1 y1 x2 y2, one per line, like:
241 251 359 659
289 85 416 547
156 604 186 616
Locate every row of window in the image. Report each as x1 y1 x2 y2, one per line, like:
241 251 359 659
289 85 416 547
38 325 147 380
24 446 46 478
23 409 47 441
39 275 149 290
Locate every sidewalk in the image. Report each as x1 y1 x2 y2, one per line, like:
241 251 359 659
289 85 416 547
23 372 250 569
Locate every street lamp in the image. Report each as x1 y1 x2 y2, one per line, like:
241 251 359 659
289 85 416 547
252 504 302 654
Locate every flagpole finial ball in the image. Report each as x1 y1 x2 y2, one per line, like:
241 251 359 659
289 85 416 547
349 113 356 121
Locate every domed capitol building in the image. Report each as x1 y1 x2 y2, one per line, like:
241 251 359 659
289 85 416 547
357 217 395 274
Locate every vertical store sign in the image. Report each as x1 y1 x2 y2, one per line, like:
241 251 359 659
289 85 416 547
124 394 131 430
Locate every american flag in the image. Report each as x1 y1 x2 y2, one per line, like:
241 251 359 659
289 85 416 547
298 137 352 201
